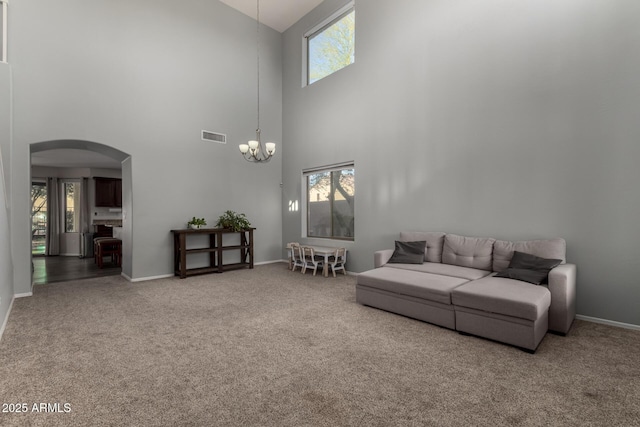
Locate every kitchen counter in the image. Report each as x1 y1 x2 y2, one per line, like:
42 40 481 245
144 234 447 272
93 219 122 227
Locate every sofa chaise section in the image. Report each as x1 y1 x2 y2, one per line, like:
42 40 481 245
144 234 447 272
491 237 575 335
451 276 551 351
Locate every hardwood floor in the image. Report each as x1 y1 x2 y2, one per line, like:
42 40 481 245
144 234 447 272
32 256 121 285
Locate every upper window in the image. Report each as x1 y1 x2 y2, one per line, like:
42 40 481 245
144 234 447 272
304 2 355 85
0 0 7 63
305 163 355 240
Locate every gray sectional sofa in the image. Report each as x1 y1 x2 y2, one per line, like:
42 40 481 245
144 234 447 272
356 232 576 352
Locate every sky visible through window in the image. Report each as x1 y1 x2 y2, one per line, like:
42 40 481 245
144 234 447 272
308 10 355 84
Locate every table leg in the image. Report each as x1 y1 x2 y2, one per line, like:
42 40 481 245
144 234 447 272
248 229 254 269
173 233 179 273
179 233 187 279
323 254 329 277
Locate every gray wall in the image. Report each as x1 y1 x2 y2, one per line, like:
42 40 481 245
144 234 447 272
0 62 13 331
282 0 640 326
9 0 283 292
0 63 9 190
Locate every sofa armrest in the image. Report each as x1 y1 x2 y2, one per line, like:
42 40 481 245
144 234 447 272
374 249 394 268
547 263 577 334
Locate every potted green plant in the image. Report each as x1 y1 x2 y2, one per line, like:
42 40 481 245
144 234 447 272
215 210 252 232
187 217 207 229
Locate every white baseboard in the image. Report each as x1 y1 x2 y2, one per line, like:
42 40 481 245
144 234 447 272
256 259 287 266
123 260 286 282
122 260 290 282
15 292 33 298
122 259 340 282
124 273 174 283
0 296 15 342
576 314 640 331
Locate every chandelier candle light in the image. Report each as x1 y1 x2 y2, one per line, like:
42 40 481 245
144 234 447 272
239 0 276 162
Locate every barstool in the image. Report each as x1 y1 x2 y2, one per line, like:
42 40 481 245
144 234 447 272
94 238 122 268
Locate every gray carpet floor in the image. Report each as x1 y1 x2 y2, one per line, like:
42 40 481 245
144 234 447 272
1 263 639 426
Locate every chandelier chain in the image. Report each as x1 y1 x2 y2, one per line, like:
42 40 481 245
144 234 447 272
256 0 260 133
238 0 275 163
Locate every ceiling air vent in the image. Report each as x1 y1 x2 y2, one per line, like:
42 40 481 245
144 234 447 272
201 130 227 144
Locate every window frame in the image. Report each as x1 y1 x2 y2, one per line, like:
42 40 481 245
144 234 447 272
0 0 7 63
303 162 355 241
302 1 355 87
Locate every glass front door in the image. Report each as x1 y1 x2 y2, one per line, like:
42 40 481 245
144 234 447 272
31 182 47 255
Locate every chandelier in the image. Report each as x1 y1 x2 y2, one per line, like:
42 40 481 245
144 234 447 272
239 0 276 163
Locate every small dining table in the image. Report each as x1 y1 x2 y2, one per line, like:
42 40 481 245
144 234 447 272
287 244 345 277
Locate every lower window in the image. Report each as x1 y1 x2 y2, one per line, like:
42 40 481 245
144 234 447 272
305 164 355 240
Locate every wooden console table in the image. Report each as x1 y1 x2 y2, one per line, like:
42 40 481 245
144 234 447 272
171 228 254 279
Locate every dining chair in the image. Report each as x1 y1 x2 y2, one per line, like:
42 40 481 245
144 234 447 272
287 242 301 271
290 243 305 272
328 247 347 277
301 246 323 276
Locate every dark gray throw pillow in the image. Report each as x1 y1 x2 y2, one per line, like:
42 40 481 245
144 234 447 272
494 251 562 285
387 241 426 264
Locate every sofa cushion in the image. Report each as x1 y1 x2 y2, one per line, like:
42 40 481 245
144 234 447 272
493 238 566 272
442 234 495 271
494 251 562 285
399 232 446 263
387 241 425 264
356 267 469 305
385 262 492 281
451 275 551 321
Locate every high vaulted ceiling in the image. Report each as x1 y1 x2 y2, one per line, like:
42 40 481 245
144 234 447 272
219 0 324 33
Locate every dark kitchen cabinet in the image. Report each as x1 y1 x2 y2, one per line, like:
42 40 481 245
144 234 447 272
94 177 122 207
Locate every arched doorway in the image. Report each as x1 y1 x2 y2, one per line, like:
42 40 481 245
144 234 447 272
29 140 133 283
